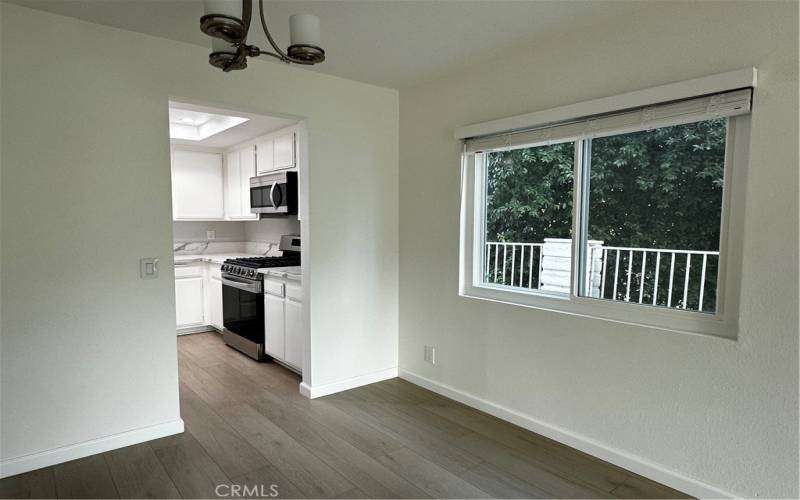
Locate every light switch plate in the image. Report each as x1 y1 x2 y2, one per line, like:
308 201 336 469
140 257 159 279
206 230 216 240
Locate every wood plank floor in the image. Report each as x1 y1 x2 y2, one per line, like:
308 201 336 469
0 332 692 499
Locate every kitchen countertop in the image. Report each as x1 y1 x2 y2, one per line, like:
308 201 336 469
259 266 302 281
174 253 263 265
175 255 301 281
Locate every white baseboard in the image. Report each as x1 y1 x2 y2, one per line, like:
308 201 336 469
300 366 398 399
399 370 737 499
177 325 217 336
0 419 184 479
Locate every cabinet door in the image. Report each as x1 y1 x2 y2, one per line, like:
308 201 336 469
238 146 258 219
175 277 205 329
273 132 296 170
172 150 225 220
264 292 285 359
208 277 223 330
224 151 242 219
256 140 274 175
284 298 303 370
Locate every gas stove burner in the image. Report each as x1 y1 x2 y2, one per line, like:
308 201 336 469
221 235 301 280
228 256 301 268
221 255 301 279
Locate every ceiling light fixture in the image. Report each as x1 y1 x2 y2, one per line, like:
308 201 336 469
201 0 325 72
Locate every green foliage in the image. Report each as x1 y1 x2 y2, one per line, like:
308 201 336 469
587 119 726 250
485 119 727 251
486 141 574 243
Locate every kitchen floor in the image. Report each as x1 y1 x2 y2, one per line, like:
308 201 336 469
0 332 690 499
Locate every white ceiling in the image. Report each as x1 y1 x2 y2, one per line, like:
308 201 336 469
168 101 297 148
6 0 649 89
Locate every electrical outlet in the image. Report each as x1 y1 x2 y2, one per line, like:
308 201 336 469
424 345 436 365
206 230 216 240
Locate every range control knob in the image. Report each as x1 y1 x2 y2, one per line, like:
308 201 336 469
222 265 228 272
248 270 256 277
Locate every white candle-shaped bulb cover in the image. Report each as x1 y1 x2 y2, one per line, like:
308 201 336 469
289 14 321 47
203 0 243 19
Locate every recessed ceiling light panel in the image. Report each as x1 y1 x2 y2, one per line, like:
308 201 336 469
169 108 249 141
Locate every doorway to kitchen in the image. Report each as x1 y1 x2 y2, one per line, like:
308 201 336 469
166 99 309 397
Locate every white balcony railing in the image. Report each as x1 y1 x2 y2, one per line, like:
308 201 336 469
485 242 545 289
485 240 720 312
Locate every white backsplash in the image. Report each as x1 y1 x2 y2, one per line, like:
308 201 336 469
173 240 283 256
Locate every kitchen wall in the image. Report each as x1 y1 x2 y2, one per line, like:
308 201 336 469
244 217 300 243
172 221 246 242
172 219 300 245
0 3 398 475
398 1 797 498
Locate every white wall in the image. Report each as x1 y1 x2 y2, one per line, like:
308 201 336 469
244 217 301 243
173 221 246 242
0 3 398 472
171 220 301 244
398 1 797 498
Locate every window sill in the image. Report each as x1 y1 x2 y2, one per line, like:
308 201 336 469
461 284 738 341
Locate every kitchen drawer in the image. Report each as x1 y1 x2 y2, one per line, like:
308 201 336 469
208 264 222 280
175 264 203 278
264 279 285 297
286 282 302 302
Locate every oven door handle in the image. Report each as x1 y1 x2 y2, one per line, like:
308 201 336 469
221 277 262 294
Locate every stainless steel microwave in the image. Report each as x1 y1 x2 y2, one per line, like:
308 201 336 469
250 171 298 215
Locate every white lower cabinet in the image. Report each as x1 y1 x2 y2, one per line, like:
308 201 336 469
175 264 303 373
207 272 223 330
176 262 222 334
263 275 302 371
264 292 286 359
175 265 205 329
284 298 303 368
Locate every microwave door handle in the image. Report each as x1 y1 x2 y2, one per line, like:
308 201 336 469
269 182 278 209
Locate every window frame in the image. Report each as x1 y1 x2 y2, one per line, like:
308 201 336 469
459 115 749 339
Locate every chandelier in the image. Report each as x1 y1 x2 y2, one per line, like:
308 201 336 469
201 0 325 72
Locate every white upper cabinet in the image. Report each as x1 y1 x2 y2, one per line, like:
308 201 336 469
224 146 258 220
255 139 274 175
171 125 298 221
273 132 296 170
239 146 257 218
256 127 297 175
224 150 242 218
171 150 225 220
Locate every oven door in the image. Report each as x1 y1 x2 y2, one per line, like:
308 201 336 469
221 276 264 346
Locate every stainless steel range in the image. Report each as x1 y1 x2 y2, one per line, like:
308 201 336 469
221 235 300 360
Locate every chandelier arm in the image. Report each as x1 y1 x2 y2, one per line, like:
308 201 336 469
257 0 316 65
241 0 253 43
258 50 287 62
258 0 290 60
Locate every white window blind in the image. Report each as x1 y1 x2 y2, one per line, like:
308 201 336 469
464 88 752 153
